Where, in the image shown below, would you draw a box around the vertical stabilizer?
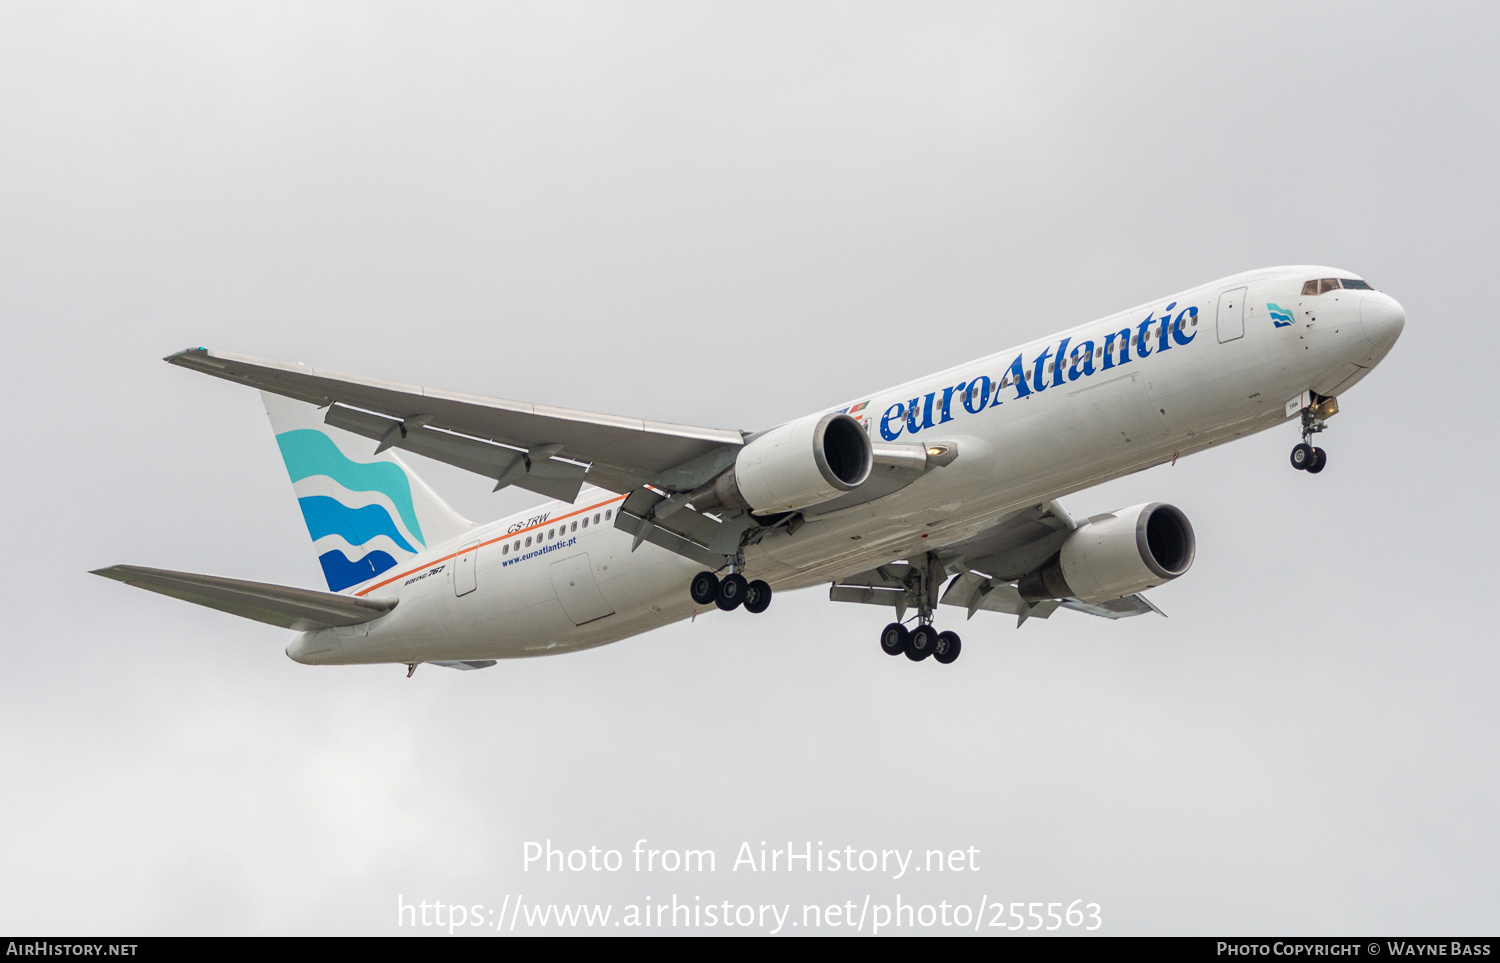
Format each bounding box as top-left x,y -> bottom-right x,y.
260,392 -> 475,592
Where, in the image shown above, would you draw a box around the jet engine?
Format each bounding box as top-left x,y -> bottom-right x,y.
705,412 -> 874,513
1017,502 -> 1195,603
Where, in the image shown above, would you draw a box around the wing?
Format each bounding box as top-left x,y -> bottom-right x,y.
92,564 -> 397,631
828,500 -> 1164,627
938,500 -> 1164,623
167,348 -> 746,501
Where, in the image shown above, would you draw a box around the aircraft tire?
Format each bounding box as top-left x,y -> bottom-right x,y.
906,625 -> 937,662
880,622 -> 910,656
1291,443 -> 1314,470
716,573 -> 747,611
690,571 -> 720,605
743,579 -> 772,614
1306,447 -> 1327,474
934,631 -> 962,664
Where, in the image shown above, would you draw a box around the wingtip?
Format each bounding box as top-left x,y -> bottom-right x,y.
163,347 -> 215,365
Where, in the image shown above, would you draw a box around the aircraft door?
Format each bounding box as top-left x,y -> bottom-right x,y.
453,541 -> 479,597
1217,287 -> 1247,343
550,553 -> 614,626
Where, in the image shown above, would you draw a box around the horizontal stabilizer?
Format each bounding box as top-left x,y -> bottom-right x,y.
91,565 -> 397,631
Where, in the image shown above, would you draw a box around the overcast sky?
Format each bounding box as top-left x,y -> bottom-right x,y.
3,1 -> 1497,936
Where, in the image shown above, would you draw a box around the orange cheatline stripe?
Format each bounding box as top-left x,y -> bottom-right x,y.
353,492 -> 629,596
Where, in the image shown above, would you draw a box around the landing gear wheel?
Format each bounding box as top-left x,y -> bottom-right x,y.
743,579 -> 773,614
880,622 -> 910,657
933,631 -> 962,664
715,573 -> 747,611
906,624 -> 937,662
689,570 -> 720,606
1306,447 -> 1327,474
1291,443 -> 1314,471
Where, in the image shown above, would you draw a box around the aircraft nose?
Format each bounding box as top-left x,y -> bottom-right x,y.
1359,292 -> 1405,355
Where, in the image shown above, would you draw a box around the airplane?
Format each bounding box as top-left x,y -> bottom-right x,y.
94,266 -> 1404,671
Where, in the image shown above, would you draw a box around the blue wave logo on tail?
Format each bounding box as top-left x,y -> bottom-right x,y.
276,431 -> 426,545
317,548 -> 399,592
1268,302 -> 1294,328
276,429 -> 427,591
297,496 -> 417,553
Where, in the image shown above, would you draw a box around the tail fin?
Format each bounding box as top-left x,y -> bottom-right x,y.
261,392 -> 475,592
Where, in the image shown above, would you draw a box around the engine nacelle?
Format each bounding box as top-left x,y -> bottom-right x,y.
717,412 -> 874,513
1017,502 -> 1196,603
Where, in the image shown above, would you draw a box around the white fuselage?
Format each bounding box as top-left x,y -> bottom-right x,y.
288,266 -> 1404,665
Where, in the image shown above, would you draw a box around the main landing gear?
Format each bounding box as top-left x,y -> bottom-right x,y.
1290,396 -> 1336,475
881,622 -> 962,665
690,569 -> 772,614
877,553 -> 961,664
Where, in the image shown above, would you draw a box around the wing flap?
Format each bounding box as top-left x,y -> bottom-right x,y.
939,572 -> 1158,622
828,563 -> 925,619
92,564 -> 396,631
612,489 -> 731,568
1057,594 -> 1162,619
939,573 -> 1060,621
323,404 -> 591,501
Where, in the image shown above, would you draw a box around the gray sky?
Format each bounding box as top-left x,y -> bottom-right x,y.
2,1 -> 1496,935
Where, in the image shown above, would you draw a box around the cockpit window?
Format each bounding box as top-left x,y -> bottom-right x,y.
1301,277 -> 1368,296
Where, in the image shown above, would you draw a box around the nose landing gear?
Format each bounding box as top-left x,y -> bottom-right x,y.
1290,442 -> 1326,473
1290,396 -> 1335,474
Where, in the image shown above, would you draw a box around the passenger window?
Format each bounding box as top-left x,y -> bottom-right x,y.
605,510 -> 612,520
525,536 -> 532,547
571,521 -> 577,532
502,543 -> 509,555
594,514 -> 601,524
547,529 -> 554,540
582,517 -> 588,528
